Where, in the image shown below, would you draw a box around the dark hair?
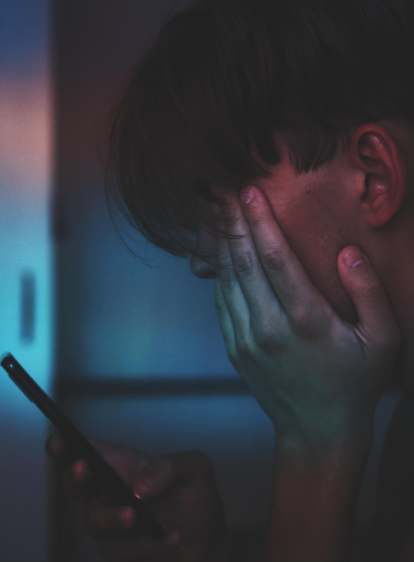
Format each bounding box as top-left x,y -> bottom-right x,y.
102,0 -> 414,263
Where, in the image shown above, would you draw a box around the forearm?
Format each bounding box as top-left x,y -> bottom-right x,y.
264,434 -> 372,562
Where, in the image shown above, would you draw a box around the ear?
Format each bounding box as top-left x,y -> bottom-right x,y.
349,123 -> 408,228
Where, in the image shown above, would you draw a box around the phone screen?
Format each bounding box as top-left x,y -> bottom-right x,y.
1,352 -> 165,538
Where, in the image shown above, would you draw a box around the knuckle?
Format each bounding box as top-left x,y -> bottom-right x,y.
359,281 -> 383,300
255,323 -> 285,351
214,295 -> 227,316
216,254 -> 232,270
290,306 -> 322,339
218,268 -> 235,291
226,345 -> 239,368
235,332 -> 253,358
291,308 -> 309,331
232,252 -> 255,277
262,249 -> 287,272
248,212 -> 263,228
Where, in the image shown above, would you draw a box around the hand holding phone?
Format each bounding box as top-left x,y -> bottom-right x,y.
2,353 -> 237,561
0,353 -> 165,538
46,433 -> 184,554
46,433 -> 237,561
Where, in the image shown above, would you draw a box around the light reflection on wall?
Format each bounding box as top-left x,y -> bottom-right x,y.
0,0 -> 53,413
0,2 -> 54,559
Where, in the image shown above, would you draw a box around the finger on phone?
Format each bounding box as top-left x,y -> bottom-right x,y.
85,505 -> 137,536
96,530 -> 181,559
62,459 -> 100,502
45,432 -> 77,463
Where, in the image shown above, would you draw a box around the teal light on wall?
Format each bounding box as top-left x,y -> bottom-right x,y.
0,0 -> 54,412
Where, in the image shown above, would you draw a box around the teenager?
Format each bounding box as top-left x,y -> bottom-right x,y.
46,0 -> 414,559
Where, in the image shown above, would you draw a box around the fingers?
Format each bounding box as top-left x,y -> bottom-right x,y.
215,188 -> 330,339
215,195 -> 285,330
45,435 -> 184,558
133,450 -> 216,500
84,451 -> 212,560
45,432 -> 76,463
214,278 -> 237,362
85,505 -> 137,535
46,433 -> 151,506
62,458 -> 102,504
95,530 -> 181,561
45,433 -> 111,464
86,503 -> 181,559
238,187 -> 329,322
215,218 -> 251,343
337,246 -> 401,352
46,434 -> 101,503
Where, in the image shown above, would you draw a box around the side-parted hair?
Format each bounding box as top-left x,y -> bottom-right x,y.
102,0 -> 414,262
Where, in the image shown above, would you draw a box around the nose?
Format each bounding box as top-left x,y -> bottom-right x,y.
189,228 -> 217,279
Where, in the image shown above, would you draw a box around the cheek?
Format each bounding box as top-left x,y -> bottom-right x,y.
276,204 -> 359,324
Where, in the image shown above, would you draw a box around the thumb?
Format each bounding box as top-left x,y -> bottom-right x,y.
337,246 -> 401,351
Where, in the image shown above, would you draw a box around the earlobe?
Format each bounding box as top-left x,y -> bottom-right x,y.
354,125 -> 408,229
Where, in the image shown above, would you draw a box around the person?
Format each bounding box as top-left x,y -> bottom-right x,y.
45,0 -> 414,559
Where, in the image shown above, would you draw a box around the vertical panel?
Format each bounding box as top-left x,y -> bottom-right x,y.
0,0 -> 54,560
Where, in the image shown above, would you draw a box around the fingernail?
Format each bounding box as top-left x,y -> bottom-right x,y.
240,188 -> 254,205
344,247 -> 366,268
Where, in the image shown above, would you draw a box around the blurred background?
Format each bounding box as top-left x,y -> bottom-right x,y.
0,0 -> 404,561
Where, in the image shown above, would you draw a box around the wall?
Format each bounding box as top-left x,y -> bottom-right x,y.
0,1 -> 54,560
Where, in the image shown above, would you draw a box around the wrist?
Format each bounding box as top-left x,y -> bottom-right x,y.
265,430 -> 372,562
273,406 -> 376,465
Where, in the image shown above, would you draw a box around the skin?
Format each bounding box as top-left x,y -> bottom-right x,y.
207,183 -> 400,561
46,118 -> 414,560
191,119 -> 414,395
46,434 -> 242,561
188,118 -> 414,559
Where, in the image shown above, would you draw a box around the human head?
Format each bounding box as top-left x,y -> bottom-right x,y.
103,0 -> 414,260
101,0 -> 414,385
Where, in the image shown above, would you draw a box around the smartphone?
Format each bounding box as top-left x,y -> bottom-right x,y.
1,352 -> 165,539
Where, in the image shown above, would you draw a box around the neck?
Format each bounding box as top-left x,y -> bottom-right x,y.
379,228 -> 414,398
